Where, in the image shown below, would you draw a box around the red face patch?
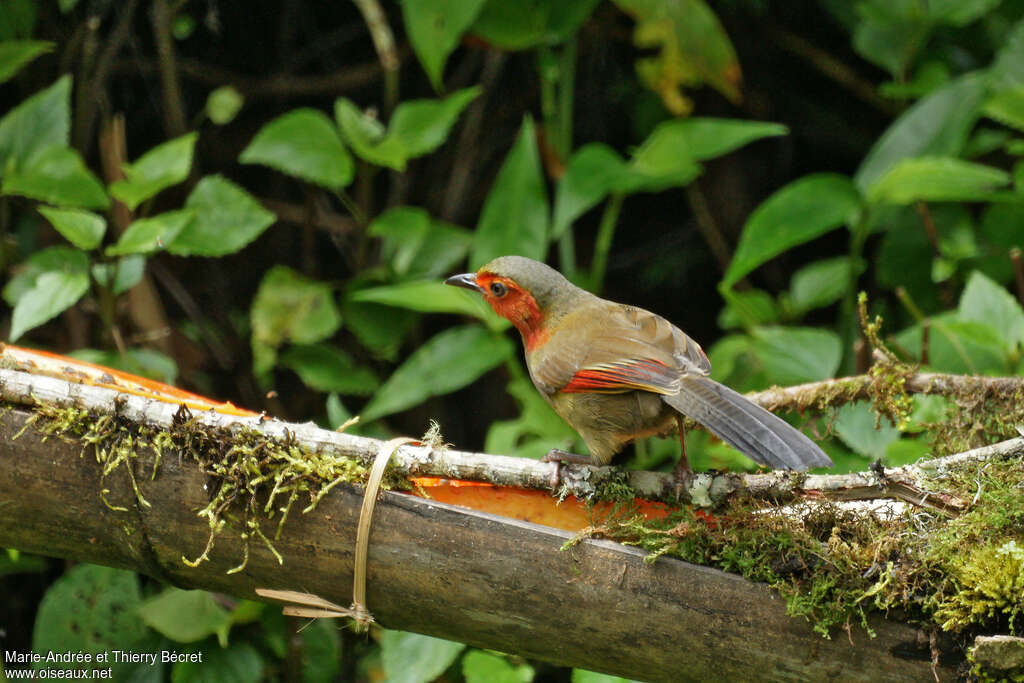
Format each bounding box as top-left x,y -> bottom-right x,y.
475,272 -> 549,350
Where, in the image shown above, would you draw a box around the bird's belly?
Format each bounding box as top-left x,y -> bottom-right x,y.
550,390 -> 676,465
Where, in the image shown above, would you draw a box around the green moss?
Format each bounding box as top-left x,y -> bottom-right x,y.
15,402 -> 369,573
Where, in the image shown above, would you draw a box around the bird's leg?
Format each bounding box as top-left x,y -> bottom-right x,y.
673,414 -> 693,499
541,449 -> 594,493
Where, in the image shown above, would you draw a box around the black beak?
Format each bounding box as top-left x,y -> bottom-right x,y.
445,273 -> 484,294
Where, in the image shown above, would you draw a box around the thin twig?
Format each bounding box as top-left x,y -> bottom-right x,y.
150,0 -> 188,137
686,182 -> 733,274
351,0 -> 399,112
1011,247 -> 1024,306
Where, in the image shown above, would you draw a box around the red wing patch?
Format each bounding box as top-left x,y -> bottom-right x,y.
561,358 -> 679,395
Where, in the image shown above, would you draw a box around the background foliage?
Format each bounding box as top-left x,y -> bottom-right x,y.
2,0 -> 1024,680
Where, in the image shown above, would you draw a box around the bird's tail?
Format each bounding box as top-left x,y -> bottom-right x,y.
663,375 -> 833,470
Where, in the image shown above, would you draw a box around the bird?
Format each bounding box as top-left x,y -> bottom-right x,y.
445,255 -> 832,478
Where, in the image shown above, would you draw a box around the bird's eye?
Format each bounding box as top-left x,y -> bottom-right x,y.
489,281 -> 508,297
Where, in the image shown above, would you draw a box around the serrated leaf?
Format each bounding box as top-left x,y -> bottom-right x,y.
866,156 -> 1009,204
2,144 -> 109,209
239,109 -> 353,190
32,565 -> 145,678
138,589 -> 231,644
724,174 -> 861,288
2,246 -> 88,306
958,270 -> 1024,351
833,401 -> 900,460
107,209 -> 194,256
894,313 -> 1008,374
109,132 -> 198,210
369,206 -> 472,279
10,268 -> 90,340
361,325 -> 514,422
349,280 -> 506,329
390,87 -> 481,157
38,206 -> 106,250
280,343 -> 379,395
206,85 -> 244,125
334,98 -> 407,170
463,650 -> 534,683
379,630 -> 466,683
552,144 -> 631,239
855,74 -> 987,192
402,0 -> 488,90
470,116 -> 548,269
788,257 -> 859,314
751,326 -> 842,385
250,265 -> 341,354
614,0 -> 741,113
471,0 -> 600,50
169,175 -> 275,256
91,255 -> 145,296
0,40 -> 52,84
70,347 -> 178,384
0,75 -> 70,175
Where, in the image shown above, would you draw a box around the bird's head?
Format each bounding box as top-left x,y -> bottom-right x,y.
445,256 -> 580,349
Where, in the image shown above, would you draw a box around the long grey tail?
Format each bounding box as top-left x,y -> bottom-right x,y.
663,375 -> 833,470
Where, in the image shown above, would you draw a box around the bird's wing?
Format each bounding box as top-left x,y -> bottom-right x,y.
530,303 -> 710,396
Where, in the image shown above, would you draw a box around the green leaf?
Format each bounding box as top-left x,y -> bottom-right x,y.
983,87 -> 1024,133
2,245 -> 88,306
751,326 -> 842,385
250,266 -> 341,354
280,343 -> 379,395
990,16 -> 1024,93
788,257 -> 859,314
645,117 -> 787,162
470,116 -> 549,269
833,401 -> 900,460
361,325 -> 514,422
626,122 -> 703,191
485,371 -> 579,459
390,87 -> 481,157
402,0 -> 488,89
107,209 -> 195,256
239,109 -> 353,190
70,347 -> 178,384
171,642 -> 263,683
614,0 -> 741,113
335,98 -> 407,170
38,206 -> 106,250
717,288 -> 779,330
552,144 -> 631,239
10,268 -> 90,341
723,174 -> 861,288
138,588 -> 232,644
349,280 -> 506,329
894,314 -> 1008,374
206,85 -> 244,125
463,650 -> 534,683
2,144 -> 110,209
379,630 -> 466,683
855,74 -> 987,193
0,75 -> 70,175
91,254 -> 146,296
0,0 -> 37,42
958,270 -> 1024,351
0,40 -> 52,84
109,132 -> 198,210
866,156 -> 1009,204
32,565 -> 146,678
471,0 -> 600,50
169,175 -> 275,256
369,206 -> 472,279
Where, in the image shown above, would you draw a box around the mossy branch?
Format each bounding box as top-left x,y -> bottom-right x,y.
0,367 -> 1018,511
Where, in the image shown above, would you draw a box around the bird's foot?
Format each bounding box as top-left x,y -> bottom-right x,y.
541,449 -> 594,493
672,453 -> 694,502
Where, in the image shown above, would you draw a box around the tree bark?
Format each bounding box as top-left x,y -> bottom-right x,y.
0,373 -> 958,680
